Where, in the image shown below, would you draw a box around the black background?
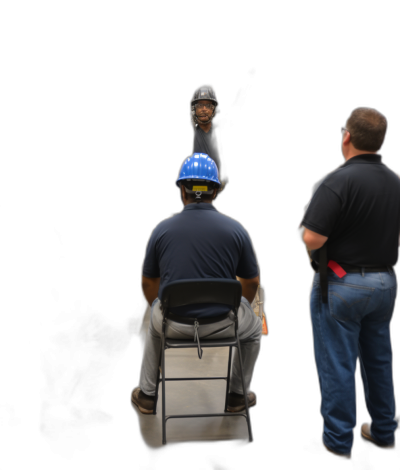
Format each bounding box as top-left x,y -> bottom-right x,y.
5,41 -> 400,469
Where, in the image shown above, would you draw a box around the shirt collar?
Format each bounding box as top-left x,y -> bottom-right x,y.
196,124 -> 213,134
342,154 -> 382,166
183,203 -> 217,212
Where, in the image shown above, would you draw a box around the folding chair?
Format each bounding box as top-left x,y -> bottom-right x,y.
152,278 -> 253,444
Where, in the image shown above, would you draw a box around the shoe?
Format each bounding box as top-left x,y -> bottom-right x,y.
131,387 -> 155,414
323,441 -> 351,458
227,391 -> 256,412
361,423 -> 394,447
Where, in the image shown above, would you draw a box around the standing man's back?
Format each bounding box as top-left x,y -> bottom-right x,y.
303,152 -> 400,266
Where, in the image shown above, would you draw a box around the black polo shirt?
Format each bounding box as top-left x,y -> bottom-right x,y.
143,203 -> 259,318
302,154 -> 400,267
193,125 -> 221,170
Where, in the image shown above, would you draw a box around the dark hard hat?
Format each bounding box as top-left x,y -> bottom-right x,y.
191,86 -> 218,106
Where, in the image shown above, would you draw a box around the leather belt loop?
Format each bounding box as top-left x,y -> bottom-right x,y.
319,244 -> 328,304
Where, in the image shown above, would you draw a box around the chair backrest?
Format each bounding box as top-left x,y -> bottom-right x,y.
160,278 -> 242,312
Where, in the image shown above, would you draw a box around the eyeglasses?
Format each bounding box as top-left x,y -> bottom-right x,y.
341,127 -> 349,134
195,103 -> 215,110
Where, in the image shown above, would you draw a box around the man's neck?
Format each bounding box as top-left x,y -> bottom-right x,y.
198,122 -> 212,133
183,200 -> 213,207
344,150 -> 377,161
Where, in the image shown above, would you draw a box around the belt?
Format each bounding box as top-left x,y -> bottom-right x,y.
317,244 -> 393,304
317,263 -> 391,275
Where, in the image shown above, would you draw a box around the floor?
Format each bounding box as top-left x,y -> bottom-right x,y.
134,307 -> 251,447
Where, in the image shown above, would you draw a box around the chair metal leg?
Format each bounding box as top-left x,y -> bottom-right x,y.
153,348 -> 162,415
236,337 -> 253,442
161,336 -> 167,445
159,340 -> 252,443
224,346 -> 232,412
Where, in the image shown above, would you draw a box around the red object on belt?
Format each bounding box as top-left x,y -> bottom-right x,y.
328,260 -> 347,278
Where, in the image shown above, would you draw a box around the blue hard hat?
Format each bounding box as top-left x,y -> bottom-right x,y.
176,153 -> 221,186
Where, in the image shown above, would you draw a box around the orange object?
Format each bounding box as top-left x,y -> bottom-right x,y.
262,313 -> 268,335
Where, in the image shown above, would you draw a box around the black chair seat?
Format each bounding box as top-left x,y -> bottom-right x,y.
165,338 -> 238,348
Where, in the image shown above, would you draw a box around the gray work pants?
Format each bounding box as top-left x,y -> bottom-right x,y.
139,297 -> 262,396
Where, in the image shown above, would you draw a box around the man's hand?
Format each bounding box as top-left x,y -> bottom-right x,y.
237,275 -> 260,304
142,276 -> 160,306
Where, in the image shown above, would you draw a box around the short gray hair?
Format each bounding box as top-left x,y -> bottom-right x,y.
346,107 -> 387,152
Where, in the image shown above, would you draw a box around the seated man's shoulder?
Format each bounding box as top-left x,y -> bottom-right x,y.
217,210 -> 242,225
213,210 -> 251,236
150,212 -> 182,233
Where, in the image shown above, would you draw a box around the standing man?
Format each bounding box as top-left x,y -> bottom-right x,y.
131,153 -> 262,414
301,107 -> 400,456
189,86 -> 229,198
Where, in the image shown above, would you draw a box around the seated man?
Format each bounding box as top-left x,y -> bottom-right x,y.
131,153 -> 262,414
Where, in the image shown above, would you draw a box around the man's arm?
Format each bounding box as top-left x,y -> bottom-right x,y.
302,227 -> 328,251
237,275 -> 260,304
142,276 -> 160,306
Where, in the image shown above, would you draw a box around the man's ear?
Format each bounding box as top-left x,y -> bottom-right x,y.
343,131 -> 351,146
213,188 -> 218,200
181,185 -> 187,202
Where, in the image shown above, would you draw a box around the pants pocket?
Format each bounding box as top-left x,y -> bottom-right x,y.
328,282 -> 375,322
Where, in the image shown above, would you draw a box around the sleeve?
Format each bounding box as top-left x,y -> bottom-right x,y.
142,228 -> 161,278
236,229 -> 259,279
301,183 -> 342,237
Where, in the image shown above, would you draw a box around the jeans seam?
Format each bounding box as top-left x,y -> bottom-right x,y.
330,291 -> 372,308
328,282 -> 375,291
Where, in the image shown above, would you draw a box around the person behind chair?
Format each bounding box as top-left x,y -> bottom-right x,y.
191,85 -> 227,192
131,153 -> 262,414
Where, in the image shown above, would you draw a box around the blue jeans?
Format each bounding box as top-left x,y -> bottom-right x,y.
311,270 -> 398,454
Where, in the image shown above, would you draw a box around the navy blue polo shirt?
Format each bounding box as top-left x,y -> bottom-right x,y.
143,203 -> 259,318
302,154 -> 400,266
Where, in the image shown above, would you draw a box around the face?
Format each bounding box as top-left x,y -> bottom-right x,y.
194,100 -> 215,122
